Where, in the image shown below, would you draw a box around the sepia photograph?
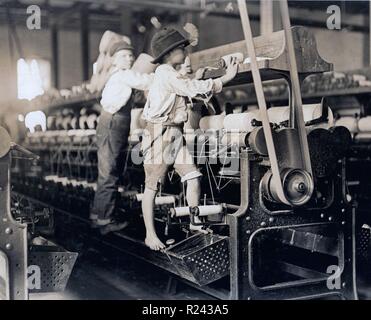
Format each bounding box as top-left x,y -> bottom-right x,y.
0,0 -> 370,308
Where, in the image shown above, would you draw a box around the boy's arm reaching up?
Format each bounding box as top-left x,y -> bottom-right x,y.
165,56 -> 239,98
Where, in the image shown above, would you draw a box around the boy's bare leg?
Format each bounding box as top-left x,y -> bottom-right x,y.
142,187 -> 166,250
186,178 -> 200,207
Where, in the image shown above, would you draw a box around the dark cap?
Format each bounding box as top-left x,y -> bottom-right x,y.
109,40 -> 134,56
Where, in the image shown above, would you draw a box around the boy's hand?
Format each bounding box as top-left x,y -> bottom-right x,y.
194,67 -> 206,80
220,56 -> 239,84
179,56 -> 192,76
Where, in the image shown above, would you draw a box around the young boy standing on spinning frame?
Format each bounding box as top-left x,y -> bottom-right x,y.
141,27 -> 238,250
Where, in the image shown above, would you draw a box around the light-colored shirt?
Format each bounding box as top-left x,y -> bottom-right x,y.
100,69 -> 154,114
143,64 -> 223,123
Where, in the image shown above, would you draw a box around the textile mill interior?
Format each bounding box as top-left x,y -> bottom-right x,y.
1,0 -> 371,302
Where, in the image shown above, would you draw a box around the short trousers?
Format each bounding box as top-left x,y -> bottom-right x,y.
141,122 -> 202,191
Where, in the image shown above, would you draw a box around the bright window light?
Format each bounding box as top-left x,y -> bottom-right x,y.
25,110 -> 46,133
17,58 -> 51,101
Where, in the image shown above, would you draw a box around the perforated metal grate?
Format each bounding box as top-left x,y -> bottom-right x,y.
186,240 -> 230,284
28,250 -> 78,293
358,225 -> 371,261
166,234 -> 230,286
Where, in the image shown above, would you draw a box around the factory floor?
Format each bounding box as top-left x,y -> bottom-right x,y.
27,235 -> 371,300
29,247 -> 213,300
28,248 -> 371,300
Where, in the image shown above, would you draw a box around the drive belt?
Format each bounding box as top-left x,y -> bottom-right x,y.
279,0 -> 313,176
237,0 -> 289,205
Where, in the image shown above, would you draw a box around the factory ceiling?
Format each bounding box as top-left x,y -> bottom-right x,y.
0,0 -> 369,32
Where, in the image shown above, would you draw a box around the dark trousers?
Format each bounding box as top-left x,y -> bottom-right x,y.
91,110 -> 130,223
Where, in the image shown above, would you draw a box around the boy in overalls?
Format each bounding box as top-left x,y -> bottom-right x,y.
91,41 -> 154,235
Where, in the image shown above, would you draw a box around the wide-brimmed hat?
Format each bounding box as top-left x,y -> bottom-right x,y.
151,27 -> 190,64
109,40 -> 134,56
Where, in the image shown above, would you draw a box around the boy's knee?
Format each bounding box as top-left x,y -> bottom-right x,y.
144,187 -> 157,197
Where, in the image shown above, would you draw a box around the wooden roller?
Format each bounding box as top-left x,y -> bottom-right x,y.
190,26 -> 332,86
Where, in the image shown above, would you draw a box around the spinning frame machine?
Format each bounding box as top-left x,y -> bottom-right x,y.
2,1 -> 361,299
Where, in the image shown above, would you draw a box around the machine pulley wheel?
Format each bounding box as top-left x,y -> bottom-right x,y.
262,168 -> 314,206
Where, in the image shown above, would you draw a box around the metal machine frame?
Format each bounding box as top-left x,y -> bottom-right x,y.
0,144 -> 28,300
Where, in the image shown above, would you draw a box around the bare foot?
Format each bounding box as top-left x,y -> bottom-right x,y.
145,235 -> 166,251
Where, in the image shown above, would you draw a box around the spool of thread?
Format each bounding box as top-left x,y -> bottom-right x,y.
335,117 -> 358,133
220,131 -> 248,147
268,104 -> 332,124
62,116 -> 73,130
47,116 -> 56,130
355,132 -> 371,142
155,196 -> 176,205
79,115 -> 88,130
55,115 -> 64,130
172,204 -> 223,217
44,175 -> 58,182
135,194 -> 176,205
267,107 -> 290,124
171,206 -> 190,217
69,179 -> 79,187
195,204 -> 224,216
357,116 -> 371,133
89,183 -> 97,192
87,114 -> 98,130
57,177 -> 69,186
223,110 -> 260,132
223,105 -> 332,127
199,114 -> 225,131
302,104 -> 321,122
71,117 -> 79,129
